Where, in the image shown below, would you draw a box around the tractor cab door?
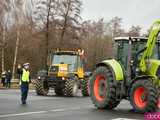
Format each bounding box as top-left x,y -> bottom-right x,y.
116,40 -> 129,70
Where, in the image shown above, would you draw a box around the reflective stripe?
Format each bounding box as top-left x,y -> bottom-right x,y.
22,69 -> 30,82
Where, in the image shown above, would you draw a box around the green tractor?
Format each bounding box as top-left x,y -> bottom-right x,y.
89,20 -> 160,113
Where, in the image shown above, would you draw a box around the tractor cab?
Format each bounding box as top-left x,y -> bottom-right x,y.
115,37 -> 160,73
48,50 -> 84,79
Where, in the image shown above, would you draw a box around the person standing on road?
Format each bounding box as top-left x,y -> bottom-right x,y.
17,64 -> 22,80
20,63 -> 31,105
1,71 -> 6,87
6,70 -> 12,88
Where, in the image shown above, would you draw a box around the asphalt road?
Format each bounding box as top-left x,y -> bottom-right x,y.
0,89 -> 144,120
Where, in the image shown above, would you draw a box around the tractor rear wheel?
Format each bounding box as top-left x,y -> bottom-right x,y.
130,79 -> 158,113
64,79 -> 78,97
90,66 -> 120,109
81,79 -> 89,96
157,88 -> 160,109
34,80 -> 49,96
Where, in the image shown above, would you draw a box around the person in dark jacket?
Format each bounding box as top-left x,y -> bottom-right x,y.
17,64 -> 22,80
6,70 -> 12,88
1,71 -> 6,87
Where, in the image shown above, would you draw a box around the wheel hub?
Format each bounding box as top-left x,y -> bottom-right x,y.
94,75 -> 106,101
134,87 -> 147,108
141,93 -> 147,102
98,80 -> 106,97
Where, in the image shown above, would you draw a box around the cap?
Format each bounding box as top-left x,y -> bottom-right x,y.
23,63 -> 30,66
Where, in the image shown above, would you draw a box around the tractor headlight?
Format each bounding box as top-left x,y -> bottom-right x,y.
136,68 -> 139,72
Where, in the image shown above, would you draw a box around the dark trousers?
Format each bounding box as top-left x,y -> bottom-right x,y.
21,82 -> 29,103
6,79 -> 11,88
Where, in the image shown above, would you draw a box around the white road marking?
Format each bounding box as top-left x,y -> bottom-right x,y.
112,118 -> 140,120
0,111 -> 47,118
0,107 -> 88,118
50,109 -> 67,112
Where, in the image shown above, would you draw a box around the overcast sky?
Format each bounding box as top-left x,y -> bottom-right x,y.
81,0 -> 160,33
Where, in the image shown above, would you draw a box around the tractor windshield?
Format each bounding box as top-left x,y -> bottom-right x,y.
52,55 -> 78,72
132,41 -> 160,59
116,38 -> 160,70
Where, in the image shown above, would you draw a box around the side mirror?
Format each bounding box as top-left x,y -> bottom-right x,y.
84,72 -> 92,78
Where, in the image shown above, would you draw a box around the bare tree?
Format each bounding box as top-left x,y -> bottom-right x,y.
34,0 -> 58,68
58,0 -> 82,47
128,25 -> 142,37
0,0 -> 11,72
11,0 -> 25,79
107,17 -> 124,39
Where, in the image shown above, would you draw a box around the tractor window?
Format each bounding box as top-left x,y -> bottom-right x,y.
77,56 -> 83,68
52,55 -> 78,72
132,41 -> 160,59
152,43 -> 160,59
116,41 -> 129,69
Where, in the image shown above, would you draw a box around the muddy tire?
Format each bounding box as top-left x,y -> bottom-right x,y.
130,79 -> 158,113
81,79 -> 89,96
90,66 -> 120,109
64,79 -> 78,97
34,80 -> 49,96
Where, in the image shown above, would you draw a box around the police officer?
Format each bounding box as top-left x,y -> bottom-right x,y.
20,63 -> 31,105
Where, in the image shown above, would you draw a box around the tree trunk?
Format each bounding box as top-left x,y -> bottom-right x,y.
59,0 -> 70,47
12,30 -> 20,79
1,28 -> 5,72
44,0 -> 51,69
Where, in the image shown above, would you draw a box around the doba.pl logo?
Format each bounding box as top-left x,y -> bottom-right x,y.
144,112 -> 160,120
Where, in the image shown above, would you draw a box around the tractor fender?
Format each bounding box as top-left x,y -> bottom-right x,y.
96,59 -> 124,81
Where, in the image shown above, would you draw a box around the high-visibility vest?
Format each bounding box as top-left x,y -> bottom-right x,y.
22,69 -> 30,82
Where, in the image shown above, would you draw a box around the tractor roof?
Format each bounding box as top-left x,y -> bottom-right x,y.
114,37 -> 148,42
54,51 -> 79,55
114,37 -> 160,43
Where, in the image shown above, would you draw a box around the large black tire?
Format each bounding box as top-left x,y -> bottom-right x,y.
55,87 -> 64,96
34,80 -> 49,96
81,79 -> 89,96
64,79 -> 78,97
157,87 -> 160,109
130,79 -> 158,113
90,66 -> 120,109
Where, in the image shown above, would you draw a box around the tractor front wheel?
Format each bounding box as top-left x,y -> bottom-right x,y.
64,79 -> 79,97
33,80 -> 49,96
130,79 -> 158,113
90,66 -> 120,109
